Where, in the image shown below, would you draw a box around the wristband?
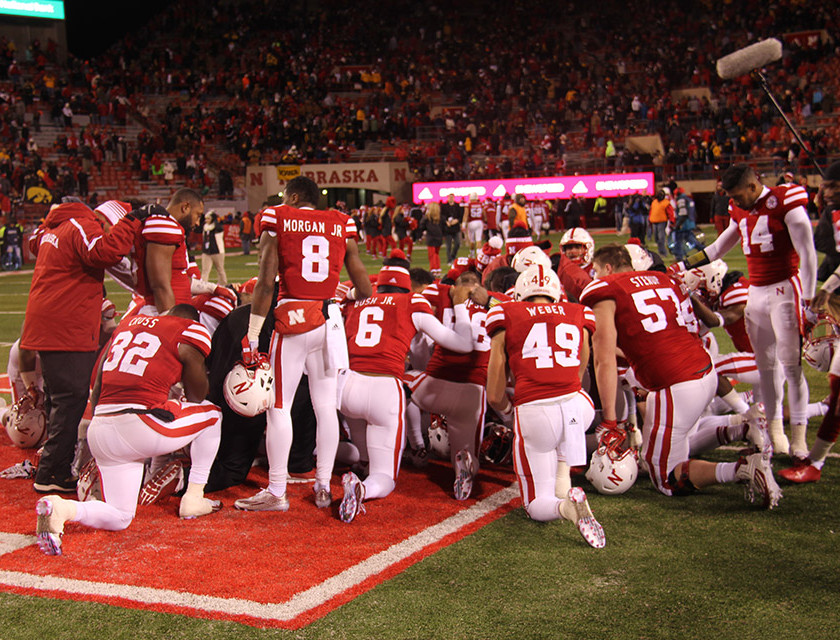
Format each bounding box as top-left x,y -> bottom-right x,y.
247,313 -> 266,342
713,312 -> 725,327
684,250 -> 710,269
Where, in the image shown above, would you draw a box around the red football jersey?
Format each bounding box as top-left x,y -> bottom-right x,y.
728,184 -> 808,286
717,277 -> 752,352
134,214 -> 192,306
483,202 -> 498,229
486,300 -> 595,405
260,204 -> 358,300
98,315 -> 212,408
422,283 -> 491,385
466,202 -> 484,222
580,271 -> 711,391
343,293 -> 432,379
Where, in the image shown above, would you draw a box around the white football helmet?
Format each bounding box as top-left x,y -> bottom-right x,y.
698,260 -> 728,299
624,244 -> 653,271
585,442 -> 638,495
510,245 -> 552,272
76,458 -> 103,502
514,264 -> 563,302
6,392 -> 46,449
560,228 -> 595,269
223,361 -> 274,417
428,414 -> 450,459
680,267 -> 705,293
803,315 -> 840,372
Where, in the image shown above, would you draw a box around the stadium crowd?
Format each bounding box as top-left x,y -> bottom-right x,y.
0,0 -> 837,214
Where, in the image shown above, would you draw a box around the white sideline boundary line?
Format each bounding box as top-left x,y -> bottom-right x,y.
0,484 -> 519,623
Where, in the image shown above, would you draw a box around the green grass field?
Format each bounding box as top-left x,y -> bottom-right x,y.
0,227 -> 838,640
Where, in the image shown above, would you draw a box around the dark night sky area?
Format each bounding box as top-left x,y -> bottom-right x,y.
63,0 -> 171,60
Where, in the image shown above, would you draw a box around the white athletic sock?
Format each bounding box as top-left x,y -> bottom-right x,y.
790,424 -> 808,456
714,461 -> 738,484
810,437 -> 835,464
555,461 -> 571,498
768,419 -> 788,451
720,389 -> 750,415
807,401 -> 829,419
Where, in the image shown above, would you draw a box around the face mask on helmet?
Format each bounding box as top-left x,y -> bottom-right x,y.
803,315 -> 840,372
480,422 -> 513,465
6,393 -> 46,449
560,228 -> 594,267
428,414 -> 450,459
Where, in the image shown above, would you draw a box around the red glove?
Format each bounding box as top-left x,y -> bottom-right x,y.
214,286 -> 237,303
241,336 -> 263,368
596,419 -> 625,449
667,261 -> 686,277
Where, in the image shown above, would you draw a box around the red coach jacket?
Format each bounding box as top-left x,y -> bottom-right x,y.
21,202 -> 140,352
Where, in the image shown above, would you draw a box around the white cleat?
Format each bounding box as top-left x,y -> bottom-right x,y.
567,487 -> 606,549
339,472 -> 365,523
736,453 -> 782,509
35,496 -> 74,556
744,416 -> 772,459
453,448 -> 475,501
179,495 -> 222,519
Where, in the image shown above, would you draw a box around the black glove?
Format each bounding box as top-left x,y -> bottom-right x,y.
127,203 -> 168,222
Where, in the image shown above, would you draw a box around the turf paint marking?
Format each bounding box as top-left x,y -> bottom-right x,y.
0,483 -> 519,627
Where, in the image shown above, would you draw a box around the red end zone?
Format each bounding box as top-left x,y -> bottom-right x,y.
0,440 -> 518,628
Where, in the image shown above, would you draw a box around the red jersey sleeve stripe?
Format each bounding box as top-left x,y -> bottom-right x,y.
721,289 -> 748,306
181,325 -> 212,355
260,208 -> 278,229
410,294 -> 433,312
580,279 -> 608,302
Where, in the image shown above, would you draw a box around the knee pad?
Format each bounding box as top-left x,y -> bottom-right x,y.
667,460 -> 698,497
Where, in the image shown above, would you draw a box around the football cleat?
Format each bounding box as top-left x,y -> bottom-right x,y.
179,495 -> 222,519
35,496 -> 74,556
779,458 -> 821,484
314,486 -> 332,509
33,476 -> 77,494
339,472 -> 365,523
453,448 -> 475,501
138,459 -> 184,506
567,487 -> 606,549
736,453 -> 783,509
744,416 -> 772,458
234,488 -> 289,512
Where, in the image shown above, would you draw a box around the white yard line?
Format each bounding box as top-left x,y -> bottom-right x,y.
0,483 -> 519,623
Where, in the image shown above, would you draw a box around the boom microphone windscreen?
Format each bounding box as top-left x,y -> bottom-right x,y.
716,38 -> 782,79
